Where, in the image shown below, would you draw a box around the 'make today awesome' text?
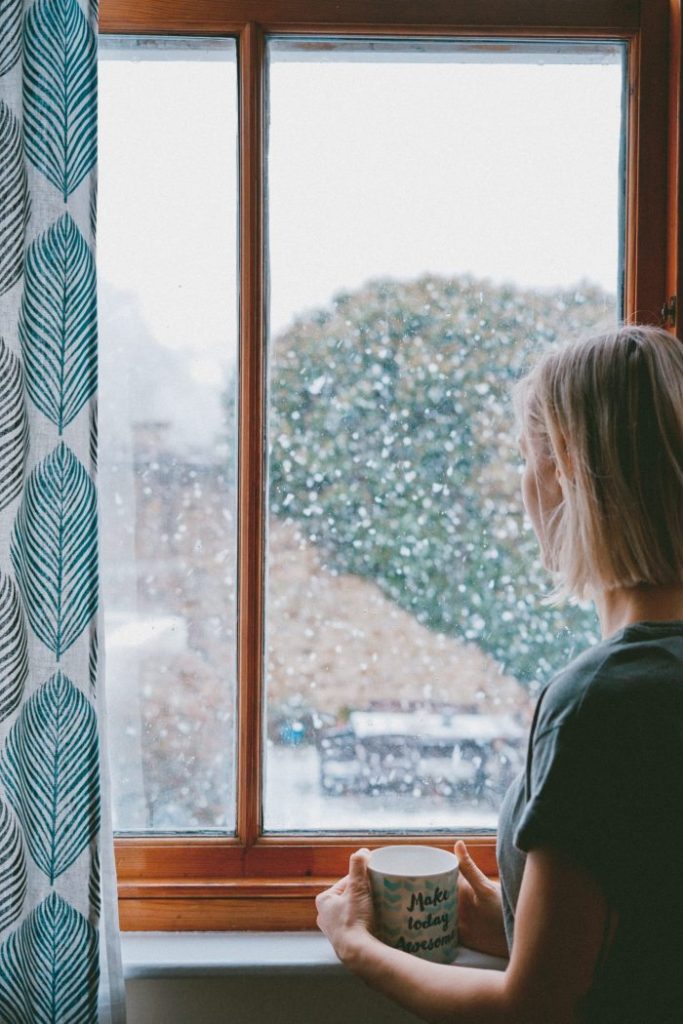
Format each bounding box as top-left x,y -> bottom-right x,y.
394,886 -> 456,953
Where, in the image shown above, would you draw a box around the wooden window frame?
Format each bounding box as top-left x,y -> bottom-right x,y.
99,0 -> 681,931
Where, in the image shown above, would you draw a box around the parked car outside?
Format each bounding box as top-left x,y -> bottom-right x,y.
316,707 -> 525,802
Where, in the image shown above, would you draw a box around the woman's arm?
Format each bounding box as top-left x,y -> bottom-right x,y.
339,930 -> 507,1024
317,846 -> 611,1024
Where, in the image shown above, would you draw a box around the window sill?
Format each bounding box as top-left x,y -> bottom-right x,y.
121,932 -> 508,979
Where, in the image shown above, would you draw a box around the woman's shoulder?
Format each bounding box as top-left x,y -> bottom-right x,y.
536,621 -> 683,734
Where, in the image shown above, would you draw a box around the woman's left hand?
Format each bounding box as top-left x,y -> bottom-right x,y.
315,848 -> 376,962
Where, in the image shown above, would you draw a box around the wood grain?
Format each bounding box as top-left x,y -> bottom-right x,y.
101,0 -> 640,35
236,21 -> 267,848
115,835 -> 499,882
624,0 -> 670,324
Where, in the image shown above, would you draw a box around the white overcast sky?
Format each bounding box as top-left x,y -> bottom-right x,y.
97,39 -> 623,434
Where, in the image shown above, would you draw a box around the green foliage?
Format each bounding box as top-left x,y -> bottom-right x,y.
267,274 -> 614,689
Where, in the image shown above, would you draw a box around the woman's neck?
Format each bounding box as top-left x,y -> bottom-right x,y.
596,584 -> 683,639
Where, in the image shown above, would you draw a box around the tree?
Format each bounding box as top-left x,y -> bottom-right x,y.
266,273 -> 614,689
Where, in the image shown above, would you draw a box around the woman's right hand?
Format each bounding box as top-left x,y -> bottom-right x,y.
454,841 -> 509,959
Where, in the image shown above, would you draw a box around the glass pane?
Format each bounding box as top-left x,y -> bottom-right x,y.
98,37 -> 238,832
265,39 -> 624,832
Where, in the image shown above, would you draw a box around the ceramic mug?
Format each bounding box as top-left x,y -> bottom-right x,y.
367,845 -> 458,964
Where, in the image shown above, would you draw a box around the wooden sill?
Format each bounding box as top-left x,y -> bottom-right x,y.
116,834 -> 498,930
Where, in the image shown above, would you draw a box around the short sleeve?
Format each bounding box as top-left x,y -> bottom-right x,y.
513,696 -> 626,890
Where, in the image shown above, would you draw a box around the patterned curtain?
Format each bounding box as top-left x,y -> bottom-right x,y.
0,0 -> 126,1020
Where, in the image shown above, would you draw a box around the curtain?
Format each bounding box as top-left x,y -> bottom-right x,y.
0,0 -> 126,1020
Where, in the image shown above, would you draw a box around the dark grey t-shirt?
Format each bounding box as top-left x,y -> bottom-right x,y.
497,620 -> 683,1024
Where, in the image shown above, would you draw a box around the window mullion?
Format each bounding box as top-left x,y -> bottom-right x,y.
625,0 -> 670,323
236,20 -> 267,849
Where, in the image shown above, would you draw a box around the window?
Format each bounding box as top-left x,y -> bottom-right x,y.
264,37 -> 621,834
99,36 -> 238,833
100,0 -> 680,929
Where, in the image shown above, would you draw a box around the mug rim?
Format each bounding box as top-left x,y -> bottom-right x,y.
367,843 -> 458,877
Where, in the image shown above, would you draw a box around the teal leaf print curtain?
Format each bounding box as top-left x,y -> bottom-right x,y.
0,0 -> 126,1020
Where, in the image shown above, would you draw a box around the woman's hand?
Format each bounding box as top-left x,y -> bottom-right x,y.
315,848 -> 376,963
455,841 -> 509,959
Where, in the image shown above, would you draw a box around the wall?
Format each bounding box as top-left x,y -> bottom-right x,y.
121,933 -> 507,1023
126,975 -> 422,1023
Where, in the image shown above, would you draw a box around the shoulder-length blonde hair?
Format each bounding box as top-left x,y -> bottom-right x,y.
514,325 -> 683,600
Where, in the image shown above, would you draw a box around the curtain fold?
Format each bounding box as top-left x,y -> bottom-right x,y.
0,0 -> 126,1019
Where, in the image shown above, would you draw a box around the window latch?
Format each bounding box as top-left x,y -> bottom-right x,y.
661,295 -> 677,327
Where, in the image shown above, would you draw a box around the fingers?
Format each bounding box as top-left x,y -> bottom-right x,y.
316,873 -> 349,907
455,841 -> 491,895
349,848 -> 370,883
315,848 -> 370,913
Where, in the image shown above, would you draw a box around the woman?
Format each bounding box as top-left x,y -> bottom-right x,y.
316,324 -> 683,1023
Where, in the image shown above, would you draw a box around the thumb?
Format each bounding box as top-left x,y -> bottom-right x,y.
349,848 -> 370,883
455,841 -> 490,894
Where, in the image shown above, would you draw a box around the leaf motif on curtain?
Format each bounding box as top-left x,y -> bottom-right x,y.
89,170 -> 97,238
0,797 -> 26,934
87,841 -> 100,926
89,397 -> 97,469
23,0 -> 97,201
0,671 -> 100,883
11,443 -> 98,659
0,572 -> 28,723
0,0 -> 116,1014
88,623 -> 97,695
19,213 -> 97,432
0,102 -> 31,297
0,891 -> 98,1023
0,339 -> 29,513
0,0 -> 22,77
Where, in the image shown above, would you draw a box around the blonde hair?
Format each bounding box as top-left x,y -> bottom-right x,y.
514,325 -> 683,600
